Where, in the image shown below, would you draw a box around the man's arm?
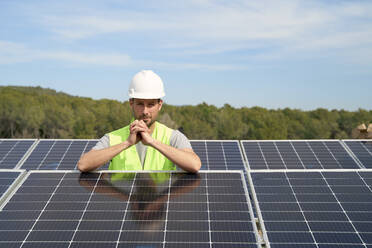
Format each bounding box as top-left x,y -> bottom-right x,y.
78,121 -> 141,172
151,141 -> 201,173
77,141 -> 131,172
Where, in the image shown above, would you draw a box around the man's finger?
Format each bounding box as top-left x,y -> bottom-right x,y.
130,121 -> 138,129
130,126 -> 137,133
132,120 -> 146,128
137,120 -> 150,131
137,120 -> 146,128
132,126 -> 147,133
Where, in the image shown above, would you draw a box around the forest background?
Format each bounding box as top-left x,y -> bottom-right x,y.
1,86 -> 371,140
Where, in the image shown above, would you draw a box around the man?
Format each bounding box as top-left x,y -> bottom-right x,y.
78,70 -> 201,173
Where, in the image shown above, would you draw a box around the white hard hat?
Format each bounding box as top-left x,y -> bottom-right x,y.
128,70 -> 165,99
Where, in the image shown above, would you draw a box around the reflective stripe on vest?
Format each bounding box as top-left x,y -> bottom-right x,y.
108,121 -> 176,171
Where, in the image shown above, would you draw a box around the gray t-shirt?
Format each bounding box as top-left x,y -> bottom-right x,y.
92,129 -> 192,169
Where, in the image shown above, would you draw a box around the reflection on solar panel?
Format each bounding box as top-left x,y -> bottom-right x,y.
191,140 -> 246,171
0,139 -> 36,169
19,140 -> 109,170
250,170 -> 372,248
0,170 -> 24,201
343,140 -> 372,169
242,140 -> 361,170
0,171 -> 259,247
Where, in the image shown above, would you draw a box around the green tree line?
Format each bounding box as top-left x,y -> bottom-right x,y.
1,86 -> 371,139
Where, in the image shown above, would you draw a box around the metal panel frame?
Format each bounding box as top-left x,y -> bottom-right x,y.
13,139 -> 39,169
0,169 -> 27,210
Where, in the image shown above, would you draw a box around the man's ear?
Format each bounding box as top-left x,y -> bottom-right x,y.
158,99 -> 163,110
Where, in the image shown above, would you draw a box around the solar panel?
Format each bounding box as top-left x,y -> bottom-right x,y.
191,140 -> 246,171
0,170 -> 259,247
0,170 -> 25,204
19,140 -> 109,170
0,139 -> 36,169
249,169 -> 372,247
242,140 -> 361,170
343,140 -> 372,169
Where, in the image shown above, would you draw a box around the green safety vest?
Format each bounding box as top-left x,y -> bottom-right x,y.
108,121 -> 176,171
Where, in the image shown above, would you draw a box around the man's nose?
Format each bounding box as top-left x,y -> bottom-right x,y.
143,105 -> 150,114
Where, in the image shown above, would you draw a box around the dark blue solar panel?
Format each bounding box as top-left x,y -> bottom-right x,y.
251,170 -> 372,247
20,140 -> 108,170
191,141 -> 246,171
0,171 -> 259,247
343,140 -> 372,169
0,140 -> 35,169
242,140 -> 361,170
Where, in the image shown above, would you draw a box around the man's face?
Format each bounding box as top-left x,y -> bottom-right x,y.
130,98 -> 163,127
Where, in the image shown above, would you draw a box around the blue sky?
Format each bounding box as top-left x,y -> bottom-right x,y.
1,0 -> 371,110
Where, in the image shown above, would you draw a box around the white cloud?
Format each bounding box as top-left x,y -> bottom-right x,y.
5,0 -> 372,66
29,0 -> 372,55
42,15 -> 138,40
0,41 -> 132,66
0,41 -> 35,64
0,40 -> 241,70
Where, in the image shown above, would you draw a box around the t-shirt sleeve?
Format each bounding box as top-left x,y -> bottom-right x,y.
170,130 -> 194,171
91,134 -> 110,150
170,130 -> 192,150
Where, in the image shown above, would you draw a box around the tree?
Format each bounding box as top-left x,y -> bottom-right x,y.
1,86 -> 372,140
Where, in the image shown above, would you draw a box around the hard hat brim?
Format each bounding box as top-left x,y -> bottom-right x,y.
128,92 -> 165,99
